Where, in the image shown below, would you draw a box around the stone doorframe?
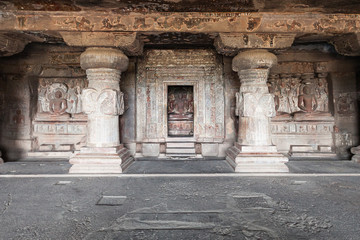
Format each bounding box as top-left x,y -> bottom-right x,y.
163,81 -> 198,142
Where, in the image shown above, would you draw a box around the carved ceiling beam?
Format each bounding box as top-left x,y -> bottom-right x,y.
59,32 -> 143,56
214,33 -> 296,56
0,11 -> 359,34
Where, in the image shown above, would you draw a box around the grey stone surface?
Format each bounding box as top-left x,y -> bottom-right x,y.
1,160 -> 360,239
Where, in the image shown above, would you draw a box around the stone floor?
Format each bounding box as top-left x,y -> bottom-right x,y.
0,159 -> 360,239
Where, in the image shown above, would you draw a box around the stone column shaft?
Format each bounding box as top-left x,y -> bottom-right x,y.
226,49 -> 288,172
69,47 -> 133,173
237,68 -> 274,146
85,68 -> 122,147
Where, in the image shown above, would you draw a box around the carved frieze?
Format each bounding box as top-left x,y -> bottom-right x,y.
34,123 -> 86,135
268,72 -> 331,116
271,122 -> 333,135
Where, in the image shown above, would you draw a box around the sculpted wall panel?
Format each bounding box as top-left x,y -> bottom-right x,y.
33,77 -> 88,151
268,70 -> 336,157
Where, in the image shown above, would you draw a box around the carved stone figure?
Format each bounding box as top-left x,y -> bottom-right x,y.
298,85 -> 317,113
288,75 -> 301,112
168,93 -> 176,113
49,90 -> 68,115
337,93 -> 355,115
268,82 -> 279,113
67,86 -> 82,115
167,86 -> 194,136
12,109 -> 25,125
37,81 -> 86,116
277,78 -> 291,114
315,74 -> 329,112
38,80 -> 50,113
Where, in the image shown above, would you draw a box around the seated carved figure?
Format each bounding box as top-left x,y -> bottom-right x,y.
298,85 -> 317,113
49,90 -> 68,115
294,85 -> 332,120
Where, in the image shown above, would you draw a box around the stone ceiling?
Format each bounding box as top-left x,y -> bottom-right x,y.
0,0 -> 360,56
1,0 -> 360,13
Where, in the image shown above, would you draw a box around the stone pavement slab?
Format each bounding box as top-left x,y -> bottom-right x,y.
0,175 -> 359,239
2,159 -> 360,175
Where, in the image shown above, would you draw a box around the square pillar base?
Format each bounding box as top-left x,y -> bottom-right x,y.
226,144 -> 289,173
69,145 -> 134,173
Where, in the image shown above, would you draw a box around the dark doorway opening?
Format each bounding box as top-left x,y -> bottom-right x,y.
167,86 -> 194,137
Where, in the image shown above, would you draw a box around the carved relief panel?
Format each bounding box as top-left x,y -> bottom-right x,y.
268,72 -> 330,117
268,70 -> 335,157
37,78 -> 87,116
33,78 -> 88,151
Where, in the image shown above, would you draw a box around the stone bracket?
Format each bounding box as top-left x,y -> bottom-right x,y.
214,33 -> 296,56
60,32 -> 143,56
330,33 -> 360,56
0,32 -> 45,56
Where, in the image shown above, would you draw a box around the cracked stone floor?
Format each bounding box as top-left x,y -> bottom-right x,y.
0,159 -> 360,239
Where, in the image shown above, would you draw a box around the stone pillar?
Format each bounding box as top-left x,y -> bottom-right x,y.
69,47 -> 134,173
226,50 -> 289,172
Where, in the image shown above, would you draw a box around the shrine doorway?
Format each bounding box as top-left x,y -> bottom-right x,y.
167,86 -> 194,137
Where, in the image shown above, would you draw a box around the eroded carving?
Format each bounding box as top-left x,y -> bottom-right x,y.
268,72 -> 330,117
37,79 -> 86,116
34,78 -> 88,151
82,88 -> 124,116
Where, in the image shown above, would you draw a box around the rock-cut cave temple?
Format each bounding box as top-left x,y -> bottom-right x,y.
1,0 -> 360,173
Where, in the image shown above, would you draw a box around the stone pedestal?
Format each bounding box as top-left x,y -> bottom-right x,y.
69,48 -> 134,173
351,146 -> 360,163
226,50 -> 289,172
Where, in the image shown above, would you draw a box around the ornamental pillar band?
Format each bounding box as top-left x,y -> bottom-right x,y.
69,47 -> 133,173
226,49 -> 289,172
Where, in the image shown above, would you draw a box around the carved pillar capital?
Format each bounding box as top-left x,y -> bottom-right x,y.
232,49 -> 277,72
233,50 -> 278,121
80,47 -> 129,71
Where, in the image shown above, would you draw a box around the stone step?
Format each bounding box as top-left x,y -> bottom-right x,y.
166,142 -> 195,148
166,153 -> 197,157
166,138 -> 196,142
166,148 -> 196,154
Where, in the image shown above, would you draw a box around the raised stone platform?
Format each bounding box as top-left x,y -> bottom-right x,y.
69,145 -> 134,173
226,143 -> 289,173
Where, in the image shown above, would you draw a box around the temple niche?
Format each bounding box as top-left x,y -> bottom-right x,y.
269,71 -> 335,158
33,78 -> 88,154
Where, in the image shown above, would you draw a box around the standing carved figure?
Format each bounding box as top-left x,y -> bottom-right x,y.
288,77 -> 301,112
268,83 -> 279,114
277,79 -> 291,114
67,87 -> 79,114
316,78 -> 329,112
38,80 -> 50,113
